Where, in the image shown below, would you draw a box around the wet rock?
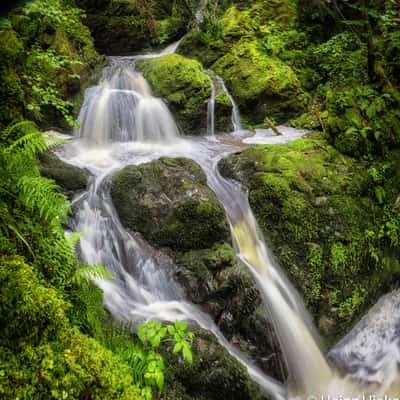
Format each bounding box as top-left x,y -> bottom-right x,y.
215,89 -> 234,133
111,157 -> 229,251
38,152 -> 89,198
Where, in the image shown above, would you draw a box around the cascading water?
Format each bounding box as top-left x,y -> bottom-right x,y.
216,75 -> 242,132
207,78 -> 216,137
58,41 -> 400,400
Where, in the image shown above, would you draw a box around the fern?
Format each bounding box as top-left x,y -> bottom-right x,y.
65,231 -> 81,252
18,176 -> 70,228
73,264 -> 114,286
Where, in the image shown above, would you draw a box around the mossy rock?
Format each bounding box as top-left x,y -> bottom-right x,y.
137,54 -> 212,134
0,67 -> 25,130
212,40 -> 307,125
215,91 -> 234,133
38,152 -> 89,198
161,329 -> 264,400
0,257 -> 142,399
0,28 -> 23,68
111,157 -> 229,251
178,0 -> 297,67
219,133 -> 400,343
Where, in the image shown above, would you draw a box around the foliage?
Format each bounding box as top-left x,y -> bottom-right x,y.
0,0 -> 100,131
326,85 -> 400,157
0,257 -> 143,400
24,46 -> 83,128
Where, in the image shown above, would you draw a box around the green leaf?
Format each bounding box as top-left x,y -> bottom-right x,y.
182,345 -> 193,363
173,342 -> 182,353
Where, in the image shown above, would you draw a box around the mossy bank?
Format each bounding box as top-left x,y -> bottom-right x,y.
220,133 -> 400,343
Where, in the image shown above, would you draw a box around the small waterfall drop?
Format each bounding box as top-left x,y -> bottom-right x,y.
207,78 -> 216,137
76,42 -> 182,146
216,75 -> 242,132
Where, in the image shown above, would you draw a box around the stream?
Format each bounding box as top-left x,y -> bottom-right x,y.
56,41 -> 400,399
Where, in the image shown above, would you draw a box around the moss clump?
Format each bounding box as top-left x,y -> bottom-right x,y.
0,257 -> 142,399
220,134 -> 400,342
138,54 -> 212,134
215,92 -> 233,132
154,198 -> 229,251
213,40 -> 307,124
0,68 -> 25,129
0,28 -> 23,67
178,0 -> 297,67
111,157 -> 229,251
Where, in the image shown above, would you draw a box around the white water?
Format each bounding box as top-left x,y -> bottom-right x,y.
59,42 -> 400,400
207,78 -> 216,138
216,75 -> 242,132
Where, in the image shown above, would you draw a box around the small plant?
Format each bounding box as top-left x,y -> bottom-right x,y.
135,320 -> 194,399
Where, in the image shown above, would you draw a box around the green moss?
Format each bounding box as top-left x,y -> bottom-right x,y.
212,40 -> 307,124
215,93 -> 232,107
138,54 -> 212,134
154,198 -> 229,251
111,158 -> 229,251
0,28 -> 23,67
0,68 -> 25,129
220,134 -> 400,342
0,257 -> 142,399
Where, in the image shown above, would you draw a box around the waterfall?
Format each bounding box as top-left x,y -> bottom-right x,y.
207,78 -> 216,137
216,75 -> 242,132
77,59 -> 180,146
59,41 -> 400,400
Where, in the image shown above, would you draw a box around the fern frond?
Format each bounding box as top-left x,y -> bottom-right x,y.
45,135 -> 68,149
5,131 -> 48,157
65,231 -> 81,252
2,120 -> 38,138
18,176 -> 70,226
73,264 -> 114,286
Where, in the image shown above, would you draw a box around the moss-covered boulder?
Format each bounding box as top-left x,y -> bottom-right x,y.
213,40 -> 307,125
161,329 -> 264,400
137,55 -> 212,134
111,157 -> 228,250
178,0 -> 297,67
38,152 -> 89,198
111,157 -> 284,379
215,86 -> 234,133
0,257 -> 142,399
219,133 -> 400,343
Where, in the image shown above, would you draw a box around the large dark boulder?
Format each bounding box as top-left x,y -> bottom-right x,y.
111,157 -> 284,380
111,157 -> 229,251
